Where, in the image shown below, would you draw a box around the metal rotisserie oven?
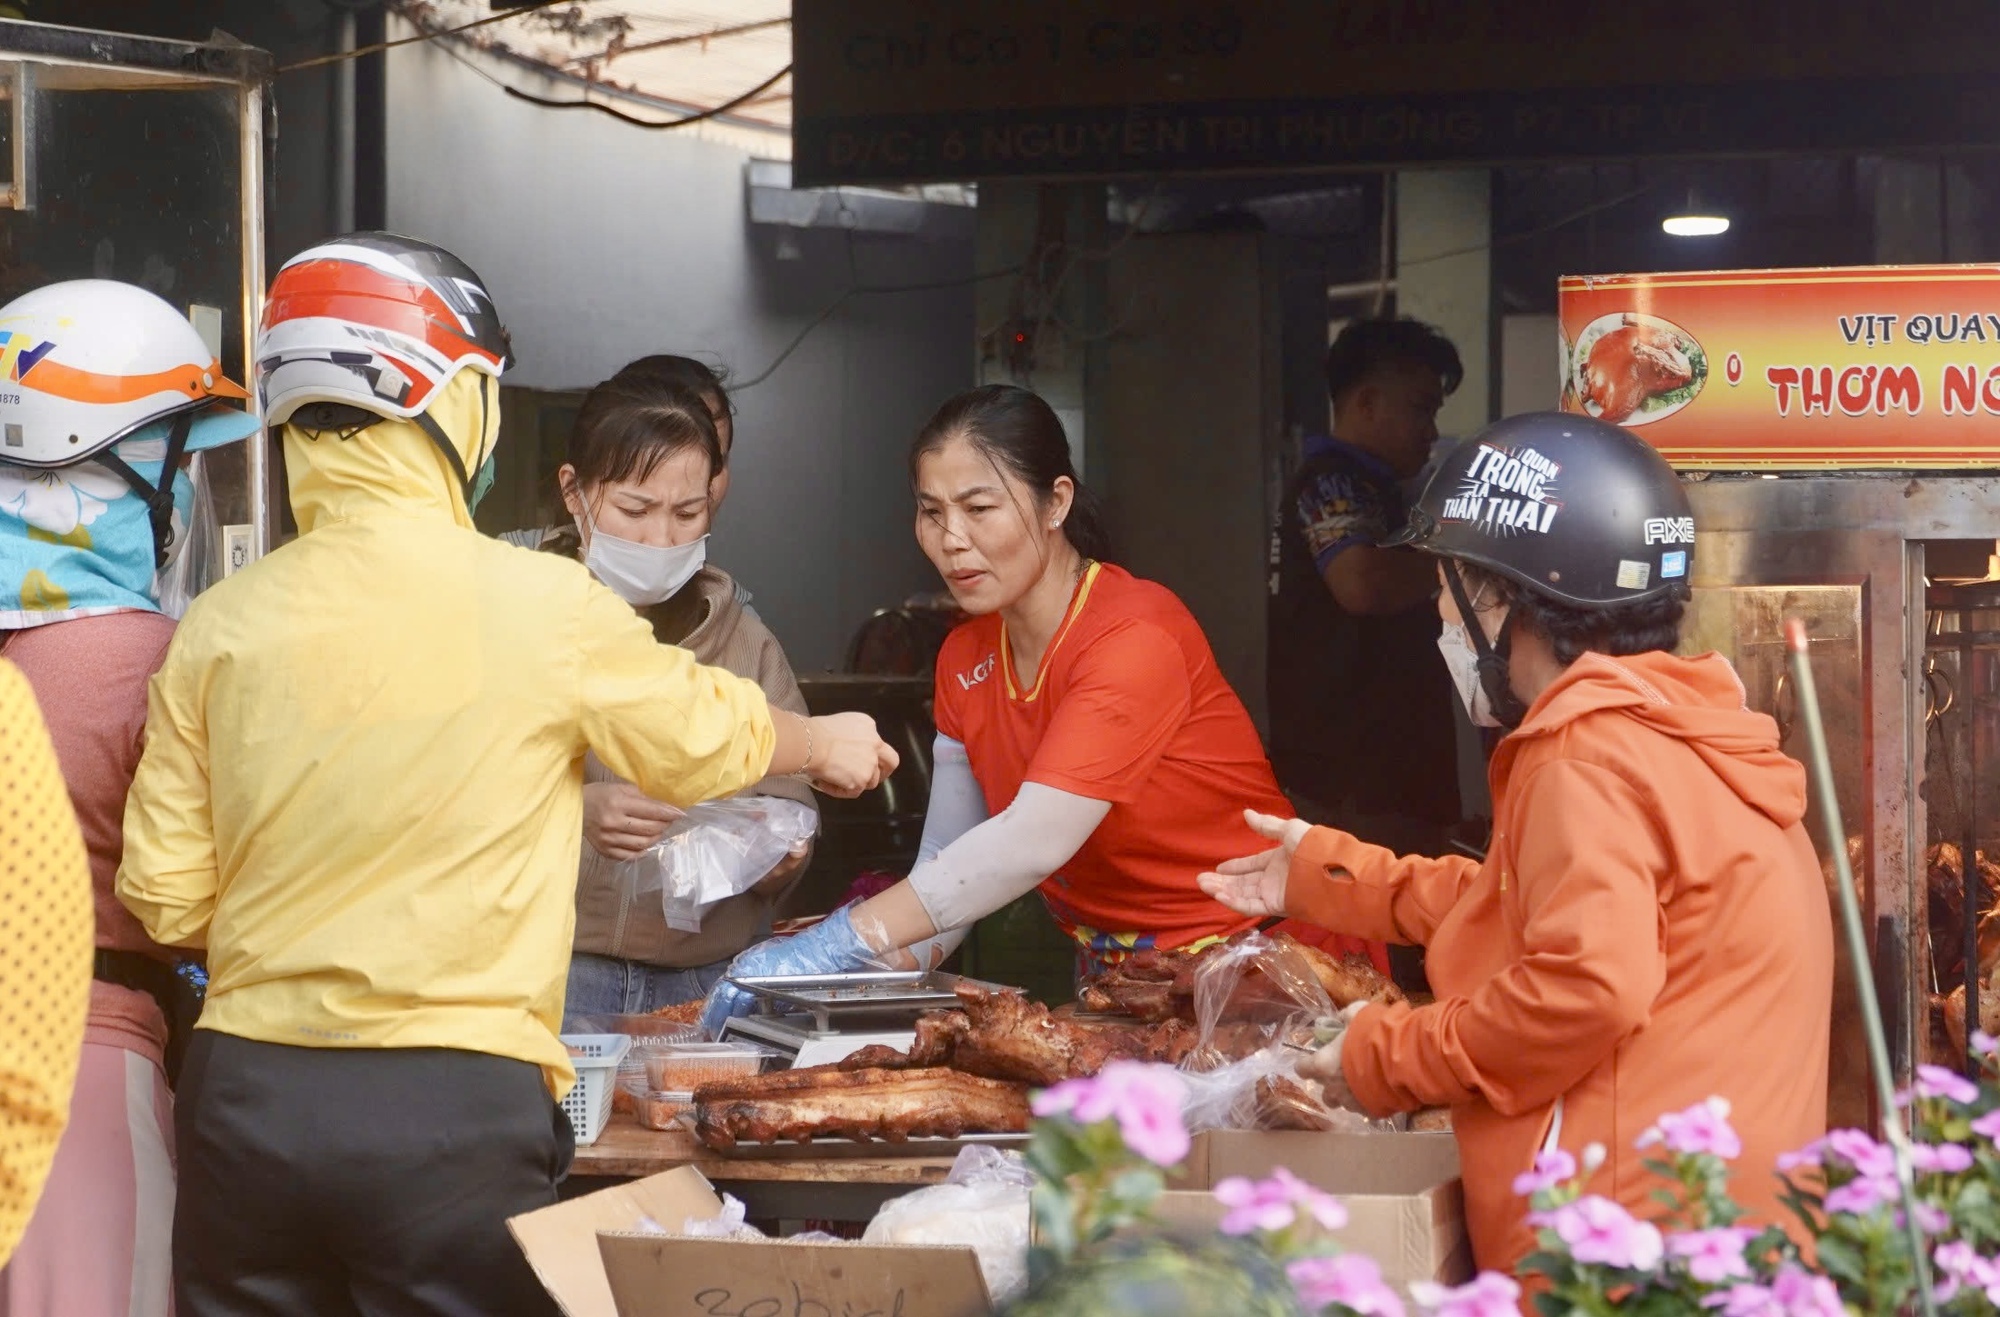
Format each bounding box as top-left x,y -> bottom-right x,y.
1559,263 -> 2000,1127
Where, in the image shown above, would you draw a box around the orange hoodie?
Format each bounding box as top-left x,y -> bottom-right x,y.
1286,649 -> 1833,1275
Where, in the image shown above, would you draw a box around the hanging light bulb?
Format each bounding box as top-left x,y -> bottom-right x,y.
1663,185 -> 1729,237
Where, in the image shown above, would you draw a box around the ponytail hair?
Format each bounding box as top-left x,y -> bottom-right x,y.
910,384 -> 1113,563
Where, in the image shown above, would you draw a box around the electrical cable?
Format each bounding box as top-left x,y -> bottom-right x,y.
425,21 -> 790,131
500,63 -> 791,129
280,0 -> 574,73
561,15 -> 790,68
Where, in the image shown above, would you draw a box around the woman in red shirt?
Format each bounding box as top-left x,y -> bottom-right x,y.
704,386 -> 1365,1031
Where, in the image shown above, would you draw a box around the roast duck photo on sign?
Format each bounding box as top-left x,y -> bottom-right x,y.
1570,312 -> 1706,425
686,932 -> 1435,1150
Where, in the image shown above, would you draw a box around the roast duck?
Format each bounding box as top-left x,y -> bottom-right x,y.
691,932 -> 1412,1149
1927,841 -> 2000,1061
1578,316 -> 1694,423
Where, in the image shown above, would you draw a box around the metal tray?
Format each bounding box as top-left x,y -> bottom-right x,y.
726,971 -> 1006,1029
702,1130 -> 1029,1160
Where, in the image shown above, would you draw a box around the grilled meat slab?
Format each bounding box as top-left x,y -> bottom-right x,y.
692,1066 -> 1030,1149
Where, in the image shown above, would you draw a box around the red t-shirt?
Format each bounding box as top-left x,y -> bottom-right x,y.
933,563 -> 1290,955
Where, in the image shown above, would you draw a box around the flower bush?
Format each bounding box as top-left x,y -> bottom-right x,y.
1015,1035 -> 2000,1316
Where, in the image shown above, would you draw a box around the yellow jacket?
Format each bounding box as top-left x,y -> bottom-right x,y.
115,373 -> 776,1095
0,659 -> 92,1265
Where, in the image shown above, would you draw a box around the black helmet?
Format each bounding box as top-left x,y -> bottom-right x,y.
1386,411 -> 1694,608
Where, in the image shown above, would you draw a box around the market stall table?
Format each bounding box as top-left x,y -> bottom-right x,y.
567,1113 -> 960,1222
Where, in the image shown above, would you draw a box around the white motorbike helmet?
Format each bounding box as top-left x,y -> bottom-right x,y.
0,278 -> 254,565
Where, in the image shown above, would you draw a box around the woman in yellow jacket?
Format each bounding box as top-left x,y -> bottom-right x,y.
115,234 -> 896,1317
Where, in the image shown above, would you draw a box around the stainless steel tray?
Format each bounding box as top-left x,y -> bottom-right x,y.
702,1130 -> 1029,1160
726,971 -> 1006,1029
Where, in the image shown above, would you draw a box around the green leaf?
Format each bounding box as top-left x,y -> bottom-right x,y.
1813,1232 -> 1867,1284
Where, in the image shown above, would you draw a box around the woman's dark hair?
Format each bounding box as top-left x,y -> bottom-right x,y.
911,384 -> 1113,563
612,355 -> 733,458
1324,317 -> 1464,405
564,373 -> 722,496
1461,562 -> 1686,667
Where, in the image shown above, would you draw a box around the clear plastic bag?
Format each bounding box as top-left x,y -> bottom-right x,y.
1187,931 -> 1336,1059
863,1145 -> 1033,1304
1178,1033 -> 1394,1134
590,796 -> 817,933
156,452 -> 219,620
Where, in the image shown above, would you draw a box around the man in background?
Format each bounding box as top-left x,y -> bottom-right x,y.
1267,317 -> 1465,866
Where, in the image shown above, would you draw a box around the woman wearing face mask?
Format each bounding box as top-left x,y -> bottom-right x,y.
701,385 -> 1374,1034
1197,413 -> 1833,1276
532,373 -> 819,1019
611,355 -> 736,510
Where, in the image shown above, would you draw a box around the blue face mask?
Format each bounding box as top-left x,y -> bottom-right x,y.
0,406 -> 258,627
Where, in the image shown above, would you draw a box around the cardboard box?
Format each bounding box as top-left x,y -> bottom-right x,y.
1060,1132 -> 1468,1298
519,1134 -> 1466,1315
509,1167 -> 990,1317
1193,1130 -> 1470,1295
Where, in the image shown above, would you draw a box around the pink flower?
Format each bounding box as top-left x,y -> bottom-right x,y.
1908,1142 -> 1975,1175
1821,1128 -> 1895,1178
1667,1227 -> 1756,1284
1531,1195 -> 1664,1271
1973,1109 -> 2000,1142
1769,1268 -> 1845,1317
1911,1064 -> 1980,1106
1288,1254 -> 1405,1317
1031,1061 -> 1191,1167
1775,1139 -> 1824,1173
1703,1281 -> 1781,1316
1512,1148 -> 1577,1198
1704,1268 -> 1844,1317
1410,1272 -> 1520,1317
1213,1167 -> 1347,1236
1639,1097 -> 1743,1160
1975,1030 -> 1999,1056
1934,1241 -> 2000,1304
1903,1203 -> 1951,1235
1823,1174 -> 1896,1217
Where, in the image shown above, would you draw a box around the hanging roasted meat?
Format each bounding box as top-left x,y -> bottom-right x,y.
1579,317 -> 1694,423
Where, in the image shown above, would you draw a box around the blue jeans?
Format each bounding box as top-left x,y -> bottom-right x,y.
562,952 -> 732,1029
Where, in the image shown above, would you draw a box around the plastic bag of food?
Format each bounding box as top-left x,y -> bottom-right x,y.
863,1145 -> 1033,1304
681,1193 -> 766,1241
1186,932 -> 1336,1058
1179,1011 -> 1397,1134
582,797 -> 816,933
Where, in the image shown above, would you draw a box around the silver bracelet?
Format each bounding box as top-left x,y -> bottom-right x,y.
794,712 -> 815,782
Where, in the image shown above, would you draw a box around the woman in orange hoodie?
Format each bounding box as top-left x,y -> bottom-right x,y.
1202,412 -> 1834,1276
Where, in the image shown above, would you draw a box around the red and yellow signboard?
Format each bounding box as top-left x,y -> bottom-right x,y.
1557,266 -> 2000,468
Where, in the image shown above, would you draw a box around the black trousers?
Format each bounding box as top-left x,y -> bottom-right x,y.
175,1033 -> 575,1317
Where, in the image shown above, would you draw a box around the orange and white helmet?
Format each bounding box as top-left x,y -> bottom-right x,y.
0,278 -> 250,468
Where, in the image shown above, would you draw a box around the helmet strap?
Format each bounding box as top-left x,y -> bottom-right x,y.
94,408 -> 196,570
412,407 -> 474,502
1443,560 -> 1531,730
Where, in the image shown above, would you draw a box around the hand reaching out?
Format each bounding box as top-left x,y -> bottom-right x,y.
1196,809 -> 1311,919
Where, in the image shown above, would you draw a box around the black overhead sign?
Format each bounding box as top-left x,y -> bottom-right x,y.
791,0 -> 2000,185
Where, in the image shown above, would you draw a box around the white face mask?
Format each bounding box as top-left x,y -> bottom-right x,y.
1437,620 -> 1503,728
577,499 -> 707,606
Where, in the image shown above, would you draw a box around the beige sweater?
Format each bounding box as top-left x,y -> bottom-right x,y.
545,534 -> 816,968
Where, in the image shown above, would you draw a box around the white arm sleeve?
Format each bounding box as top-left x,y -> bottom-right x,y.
907,776 -> 1113,934
917,735 -> 987,865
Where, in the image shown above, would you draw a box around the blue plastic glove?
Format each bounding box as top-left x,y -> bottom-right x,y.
699,905 -> 875,1038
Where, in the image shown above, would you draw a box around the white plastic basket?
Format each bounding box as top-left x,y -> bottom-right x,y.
559,1033 -> 631,1147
